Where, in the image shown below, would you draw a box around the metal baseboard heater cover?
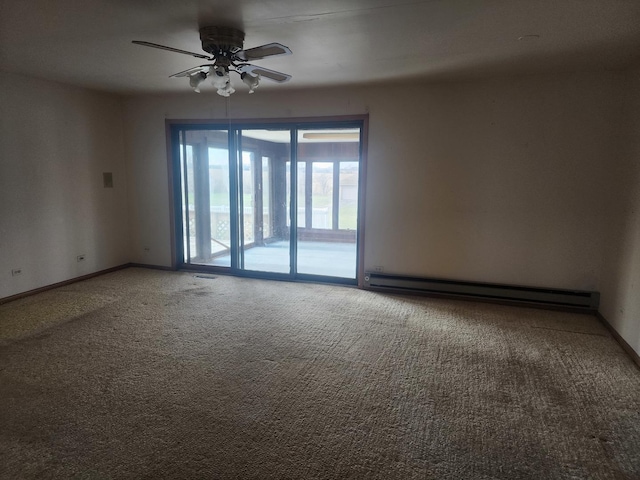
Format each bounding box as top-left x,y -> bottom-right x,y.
363,272 -> 599,309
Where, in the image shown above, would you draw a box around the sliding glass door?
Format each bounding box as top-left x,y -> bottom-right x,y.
295,129 -> 360,278
179,129 -> 232,267
172,119 -> 364,284
238,129 -> 291,274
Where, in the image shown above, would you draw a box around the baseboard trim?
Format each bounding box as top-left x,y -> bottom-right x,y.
0,264 -> 130,305
596,312 -> 640,370
128,263 -> 176,271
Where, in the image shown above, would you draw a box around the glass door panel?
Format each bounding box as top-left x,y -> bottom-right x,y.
180,129 -> 231,267
209,146 -> 232,266
296,128 -> 360,279
239,129 -> 291,274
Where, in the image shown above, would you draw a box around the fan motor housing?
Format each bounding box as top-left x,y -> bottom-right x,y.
199,26 -> 245,54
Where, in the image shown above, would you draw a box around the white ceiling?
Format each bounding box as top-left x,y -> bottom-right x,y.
1,0 -> 639,94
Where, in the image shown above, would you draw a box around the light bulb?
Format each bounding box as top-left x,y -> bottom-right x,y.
188,72 -> 207,93
241,72 -> 260,93
211,66 -> 235,97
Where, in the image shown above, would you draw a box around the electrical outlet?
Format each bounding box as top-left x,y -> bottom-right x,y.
374,266 -> 384,272
11,268 -> 22,277
77,255 -> 86,262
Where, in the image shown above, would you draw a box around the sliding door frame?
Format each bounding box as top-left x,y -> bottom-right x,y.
166,115 -> 368,287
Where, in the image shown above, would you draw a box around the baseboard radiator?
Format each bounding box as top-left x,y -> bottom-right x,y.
363,272 -> 599,310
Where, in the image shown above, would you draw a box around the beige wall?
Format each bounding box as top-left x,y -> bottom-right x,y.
0,72 -> 130,298
599,69 -> 640,356
124,71 -> 621,292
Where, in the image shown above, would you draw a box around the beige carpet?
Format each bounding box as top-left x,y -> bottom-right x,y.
1,268 -> 639,479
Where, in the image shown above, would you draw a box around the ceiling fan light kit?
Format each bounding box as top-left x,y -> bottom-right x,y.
188,71 -> 207,93
132,26 -> 291,96
211,66 -> 235,97
241,72 -> 260,93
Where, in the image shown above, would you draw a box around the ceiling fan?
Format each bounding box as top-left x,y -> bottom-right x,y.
132,26 -> 292,96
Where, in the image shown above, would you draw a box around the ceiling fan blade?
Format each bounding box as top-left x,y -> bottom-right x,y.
235,43 -> 292,61
170,65 -> 214,78
237,64 -> 291,83
132,41 -> 211,60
